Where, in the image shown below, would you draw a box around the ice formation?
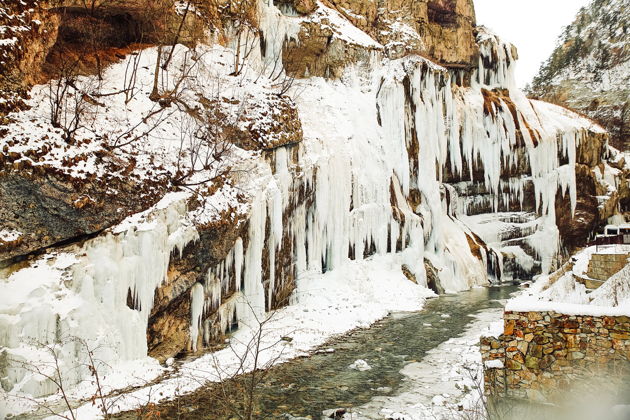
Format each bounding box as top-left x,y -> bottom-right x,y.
0,194 -> 197,397
0,0 -> 614,411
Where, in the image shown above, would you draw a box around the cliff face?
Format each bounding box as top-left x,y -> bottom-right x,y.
279,0 -> 478,78
0,0 -> 626,409
529,0 -> 630,151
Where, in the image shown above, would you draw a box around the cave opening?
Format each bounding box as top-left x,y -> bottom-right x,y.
42,5 -> 161,80
427,0 -> 459,27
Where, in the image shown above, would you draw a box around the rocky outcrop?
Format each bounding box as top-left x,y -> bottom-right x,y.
0,1 -> 59,92
274,0 -> 317,15
529,0 -> 630,151
281,4 -> 383,79
554,130 -> 618,252
554,165 -> 601,251
324,0 -> 478,66
423,0 -> 478,67
148,144 -> 308,361
0,1 -> 60,114
280,0 -> 478,79
147,215 -> 247,361
0,0 -> 206,96
0,151 -> 169,264
203,93 -> 303,151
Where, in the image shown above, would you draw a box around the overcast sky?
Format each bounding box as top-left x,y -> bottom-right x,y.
474,0 -> 592,88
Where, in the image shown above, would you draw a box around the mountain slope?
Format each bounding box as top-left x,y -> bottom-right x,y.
529,0 -> 630,150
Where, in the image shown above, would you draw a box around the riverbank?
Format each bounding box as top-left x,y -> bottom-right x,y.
5,254 -> 435,419
5,256 -> 517,420
117,286 -> 518,419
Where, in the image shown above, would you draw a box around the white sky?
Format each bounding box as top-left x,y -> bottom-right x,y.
474,0 -> 591,88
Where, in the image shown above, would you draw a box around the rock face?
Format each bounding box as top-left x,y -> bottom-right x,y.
147,217 -> 247,361
0,151 -> 169,264
280,0 -> 478,79
423,0 -> 478,66
0,0 -> 206,98
554,165 -> 601,250
0,1 -> 59,114
529,0 -> 630,151
0,1 -> 59,92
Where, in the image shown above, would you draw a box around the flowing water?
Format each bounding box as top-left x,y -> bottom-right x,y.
140,285 -> 519,419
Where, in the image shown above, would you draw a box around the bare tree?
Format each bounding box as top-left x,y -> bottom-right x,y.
448,365 -> 518,420
171,109 -> 235,188
4,336 -> 163,420
47,60 -> 105,142
123,48 -> 145,105
220,0 -> 259,77
198,305 -> 293,420
4,338 -> 104,420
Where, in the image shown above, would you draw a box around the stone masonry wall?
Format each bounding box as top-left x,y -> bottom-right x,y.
481,311 -> 630,402
587,252 -> 630,281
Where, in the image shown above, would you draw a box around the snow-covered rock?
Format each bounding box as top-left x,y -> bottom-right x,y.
348,359 -> 372,371
530,0 -> 630,151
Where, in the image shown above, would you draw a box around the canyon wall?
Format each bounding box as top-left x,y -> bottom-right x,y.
0,0 -> 626,403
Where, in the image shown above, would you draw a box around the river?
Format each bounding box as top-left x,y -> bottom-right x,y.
124,285 -> 519,419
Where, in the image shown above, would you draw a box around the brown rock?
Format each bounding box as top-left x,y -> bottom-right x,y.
568,351 -> 585,360
610,331 -> 630,340
525,356 -> 540,369
529,342 -> 543,358
539,354 -> 555,370
275,0 -> 317,14
506,359 -> 523,370
555,164 -> 615,253
504,319 -> 515,336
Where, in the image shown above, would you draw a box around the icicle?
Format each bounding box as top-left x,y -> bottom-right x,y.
189,283 -> 205,352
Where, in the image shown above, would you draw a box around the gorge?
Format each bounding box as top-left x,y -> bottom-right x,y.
0,0 -> 628,418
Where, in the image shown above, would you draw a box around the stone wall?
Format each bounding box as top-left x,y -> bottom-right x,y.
481,311 -> 630,402
587,252 -> 629,281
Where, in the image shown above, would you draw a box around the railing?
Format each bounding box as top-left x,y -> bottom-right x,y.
590,234 -> 630,253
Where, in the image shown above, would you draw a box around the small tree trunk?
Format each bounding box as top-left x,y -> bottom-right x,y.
150,45 -> 163,102
162,1 -> 191,70
234,30 -> 242,76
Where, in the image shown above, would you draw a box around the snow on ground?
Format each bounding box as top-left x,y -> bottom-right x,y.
2,254 -> 434,419
506,245 -> 630,316
531,100 -> 606,134
347,307 -> 506,420
1,41 -> 281,195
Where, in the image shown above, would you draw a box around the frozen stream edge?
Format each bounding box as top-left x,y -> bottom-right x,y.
348,306 -> 505,420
